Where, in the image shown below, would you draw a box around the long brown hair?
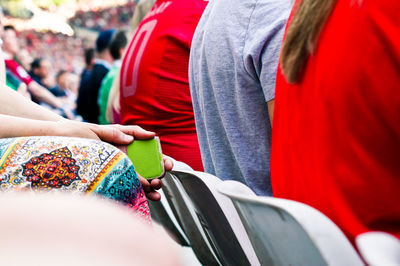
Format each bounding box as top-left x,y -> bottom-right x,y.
280,0 -> 337,83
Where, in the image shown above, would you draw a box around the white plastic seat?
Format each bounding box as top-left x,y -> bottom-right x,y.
162,170 -> 260,266
162,171 -> 221,265
356,231 -> 400,266
218,180 -> 365,266
147,159 -> 192,246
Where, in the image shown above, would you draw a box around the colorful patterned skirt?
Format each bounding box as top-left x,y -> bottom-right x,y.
0,136 -> 151,222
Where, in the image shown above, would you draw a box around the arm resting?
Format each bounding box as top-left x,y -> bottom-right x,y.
0,83 -> 62,121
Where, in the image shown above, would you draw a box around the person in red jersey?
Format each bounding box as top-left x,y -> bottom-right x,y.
120,0 -> 207,170
271,0 -> 400,245
2,26 -> 69,116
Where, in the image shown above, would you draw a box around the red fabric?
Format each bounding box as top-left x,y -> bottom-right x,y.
271,0 -> 400,245
5,59 -> 33,85
120,0 -> 207,171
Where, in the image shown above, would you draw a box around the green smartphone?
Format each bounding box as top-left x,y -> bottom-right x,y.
127,137 -> 165,180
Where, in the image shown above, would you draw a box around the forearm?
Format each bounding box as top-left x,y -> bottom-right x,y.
0,114 -> 57,138
28,82 -> 63,109
0,83 -> 62,121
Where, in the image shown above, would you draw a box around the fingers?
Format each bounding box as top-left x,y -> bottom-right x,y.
139,176 -> 162,201
141,178 -> 163,191
96,125 -> 133,144
116,125 -> 155,140
139,176 -> 150,191
150,179 -> 163,190
94,125 -> 155,145
146,191 -> 161,201
163,155 -> 174,172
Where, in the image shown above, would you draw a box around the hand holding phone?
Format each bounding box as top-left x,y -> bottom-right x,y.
127,137 -> 165,180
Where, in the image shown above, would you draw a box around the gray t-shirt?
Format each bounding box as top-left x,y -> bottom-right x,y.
189,0 -> 292,195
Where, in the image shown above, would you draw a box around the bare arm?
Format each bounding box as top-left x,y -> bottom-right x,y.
267,99 -> 274,127
0,83 -> 62,121
0,82 -> 159,144
0,114 -> 99,139
27,81 -> 63,109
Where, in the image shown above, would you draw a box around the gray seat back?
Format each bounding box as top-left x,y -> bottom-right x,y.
218,180 -> 364,266
162,172 -> 221,265
168,170 -> 259,266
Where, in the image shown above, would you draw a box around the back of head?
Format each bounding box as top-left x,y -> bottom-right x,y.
95,29 -> 116,53
31,57 -> 42,72
84,47 -> 95,67
109,30 -> 128,60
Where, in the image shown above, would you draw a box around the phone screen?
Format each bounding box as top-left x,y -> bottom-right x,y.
127,137 -> 165,179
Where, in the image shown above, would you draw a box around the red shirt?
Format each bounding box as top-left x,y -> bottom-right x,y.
272,0 -> 400,244
120,0 -> 207,171
5,59 -> 33,85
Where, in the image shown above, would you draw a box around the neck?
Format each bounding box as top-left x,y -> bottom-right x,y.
97,52 -> 113,64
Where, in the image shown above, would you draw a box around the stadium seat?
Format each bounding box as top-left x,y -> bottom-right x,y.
147,159 -> 192,247
148,189 -> 190,246
163,170 -> 260,266
162,171 -> 220,265
218,180 -> 365,266
356,231 -> 400,266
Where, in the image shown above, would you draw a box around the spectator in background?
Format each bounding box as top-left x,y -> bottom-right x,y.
51,70 -> 69,97
55,70 -> 72,98
0,9 -> 28,97
30,58 -> 52,88
15,48 -> 33,72
120,0 -> 207,171
5,69 -> 29,97
97,30 -> 128,125
53,70 -> 78,115
2,25 -> 72,118
79,48 -> 94,92
77,29 -> 116,123
272,0 -> 400,243
189,0 -> 292,195
30,58 -> 63,98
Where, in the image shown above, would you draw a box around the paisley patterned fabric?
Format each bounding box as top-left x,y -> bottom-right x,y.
0,136 -> 151,222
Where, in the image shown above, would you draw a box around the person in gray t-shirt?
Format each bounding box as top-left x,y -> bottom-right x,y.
189,0 -> 292,195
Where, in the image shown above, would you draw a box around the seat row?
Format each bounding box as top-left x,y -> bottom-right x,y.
150,169 -> 400,266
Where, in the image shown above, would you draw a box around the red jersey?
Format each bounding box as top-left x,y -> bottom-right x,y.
120,0 -> 207,170
271,0 -> 400,244
5,59 -> 33,85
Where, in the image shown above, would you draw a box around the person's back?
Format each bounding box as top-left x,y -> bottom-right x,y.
79,48 -> 95,98
272,0 -> 400,244
78,61 -> 110,123
189,0 -> 292,195
120,0 -> 207,171
77,30 -> 115,123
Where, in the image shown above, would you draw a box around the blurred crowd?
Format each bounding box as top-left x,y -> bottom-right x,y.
19,31 -> 85,74
69,2 -> 136,32
0,1 -> 138,120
